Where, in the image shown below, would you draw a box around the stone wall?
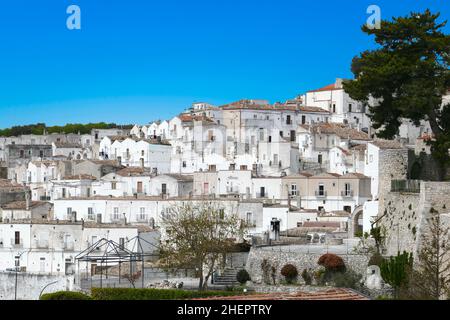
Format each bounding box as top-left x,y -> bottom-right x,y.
378,148 -> 409,199
378,192 -> 420,256
245,247 -> 369,284
0,273 -> 77,300
379,181 -> 450,257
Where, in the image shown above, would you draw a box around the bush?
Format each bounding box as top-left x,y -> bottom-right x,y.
40,291 -> 92,300
318,254 -> 346,273
280,264 -> 298,284
91,288 -> 241,300
301,269 -> 312,285
330,270 -> 362,289
236,269 -> 251,284
368,252 -> 385,267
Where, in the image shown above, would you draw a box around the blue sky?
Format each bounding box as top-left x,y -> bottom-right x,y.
0,0 -> 448,128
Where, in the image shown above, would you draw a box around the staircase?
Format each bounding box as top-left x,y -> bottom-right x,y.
213,268 -> 239,286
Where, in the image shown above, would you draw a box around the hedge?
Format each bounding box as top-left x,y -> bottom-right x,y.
40,291 -> 92,300
91,288 -> 242,300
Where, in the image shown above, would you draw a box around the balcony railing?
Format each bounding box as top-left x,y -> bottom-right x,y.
136,214 -> 148,222
315,190 -> 327,198
341,190 -> 354,197
391,180 -> 421,193
11,239 -> 24,248
256,193 -> 268,199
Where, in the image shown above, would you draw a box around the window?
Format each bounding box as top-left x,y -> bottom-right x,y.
286,115 -> 291,125
318,184 -> 325,196
182,161 -> 186,168
67,207 -> 72,216
246,212 -> 253,225
318,206 -> 324,212
369,155 -> 374,163
348,104 -> 352,112
139,207 -> 146,221
229,163 -> 236,170
203,182 -> 209,194
113,207 -> 120,220
268,136 -> 272,143
290,130 -> 296,142
111,182 -> 117,190
137,181 -> 143,193
161,183 -> 167,195
240,165 -> 247,171
344,183 -> 351,196
88,208 -> 94,220
15,231 -> 20,245
332,104 -> 336,113
344,206 -> 352,213
62,188 -> 66,198
279,131 -> 283,137
39,150 -> 44,158
302,115 -> 306,124
119,238 -> 125,250
290,184 -> 298,196
318,154 -> 323,164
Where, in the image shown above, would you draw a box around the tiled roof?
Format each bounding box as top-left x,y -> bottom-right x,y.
311,123 -> 370,141
0,179 -> 26,191
370,139 -> 404,149
194,288 -> 369,300
307,83 -> 340,93
219,100 -> 329,113
54,142 -> 82,148
303,221 -> 341,228
62,174 -> 97,181
158,174 -> 194,182
116,167 -> 152,177
341,172 -> 370,179
1,201 -> 50,210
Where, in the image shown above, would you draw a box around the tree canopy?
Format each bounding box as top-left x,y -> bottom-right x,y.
0,122 -> 134,137
344,9 -> 450,176
158,202 -> 247,290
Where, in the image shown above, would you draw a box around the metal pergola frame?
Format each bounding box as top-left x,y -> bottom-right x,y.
75,235 -> 160,288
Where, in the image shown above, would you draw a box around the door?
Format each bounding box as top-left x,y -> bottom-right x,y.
203,182 -> 209,195
318,154 -> 323,164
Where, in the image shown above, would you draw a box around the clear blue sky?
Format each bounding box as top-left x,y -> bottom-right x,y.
0,0 -> 448,128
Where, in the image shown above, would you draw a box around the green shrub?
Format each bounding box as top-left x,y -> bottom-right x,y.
301,269 -> 312,285
280,264 -> 298,284
236,269 -> 251,284
40,291 -> 92,300
330,270 -> 362,289
91,288 -> 241,300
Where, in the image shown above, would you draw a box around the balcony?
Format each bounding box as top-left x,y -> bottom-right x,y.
315,190 -> 327,198
256,193 -> 268,199
341,190 -> 354,198
11,239 -> 24,248
36,239 -> 49,249
136,214 -> 148,222
64,242 -> 75,251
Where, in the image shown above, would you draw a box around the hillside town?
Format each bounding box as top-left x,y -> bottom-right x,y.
1,78 -> 449,300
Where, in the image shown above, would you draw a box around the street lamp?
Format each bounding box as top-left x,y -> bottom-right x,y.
14,255 -> 20,300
